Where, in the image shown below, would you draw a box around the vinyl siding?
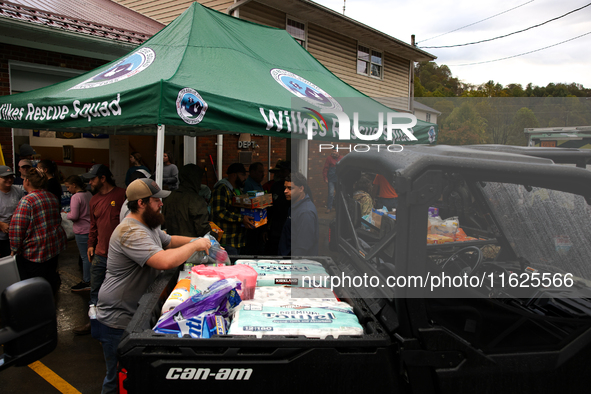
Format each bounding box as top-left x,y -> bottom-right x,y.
307,24 -> 410,110
112,0 -> 234,24
239,1 -> 285,29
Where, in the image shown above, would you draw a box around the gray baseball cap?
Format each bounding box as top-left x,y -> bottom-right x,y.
126,178 -> 171,201
82,164 -> 111,179
0,165 -> 15,177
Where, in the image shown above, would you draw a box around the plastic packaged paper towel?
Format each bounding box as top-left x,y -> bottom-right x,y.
161,278 -> 191,315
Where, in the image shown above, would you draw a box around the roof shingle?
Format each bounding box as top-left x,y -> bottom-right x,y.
0,0 -> 164,44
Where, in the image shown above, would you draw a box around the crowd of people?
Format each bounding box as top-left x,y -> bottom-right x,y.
1,144 -> 324,394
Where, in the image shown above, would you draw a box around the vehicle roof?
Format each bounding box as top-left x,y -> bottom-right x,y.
465,145 -> 591,168
337,144 -> 591,198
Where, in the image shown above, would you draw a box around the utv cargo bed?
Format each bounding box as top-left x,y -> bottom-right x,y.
118,256 -> 399,392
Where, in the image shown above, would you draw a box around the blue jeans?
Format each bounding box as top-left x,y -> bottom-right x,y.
74,234 -> 90,283
91,319 -> 124,394
90,254 -> 107,306
327,181 -> 336,210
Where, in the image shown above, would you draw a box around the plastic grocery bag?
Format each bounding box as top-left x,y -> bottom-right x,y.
185,233 -> 231,266
428,216 -> 459,237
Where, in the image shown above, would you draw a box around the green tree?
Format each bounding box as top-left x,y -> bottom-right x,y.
476,99 -> 513,144
510,107 -> 539,145
414,62 -> 462,97
438,102 -> 487,145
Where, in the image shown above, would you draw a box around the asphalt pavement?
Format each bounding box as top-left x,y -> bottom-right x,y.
0,239 -> 106,394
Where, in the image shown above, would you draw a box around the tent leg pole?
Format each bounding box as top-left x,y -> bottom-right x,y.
217,135 -> 223,181
156,124 -> 165,188
268,136 -> 271,182
184,135 -> 196,165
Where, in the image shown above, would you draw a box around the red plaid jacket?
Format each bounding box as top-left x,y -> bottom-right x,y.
9,190 -> 66,262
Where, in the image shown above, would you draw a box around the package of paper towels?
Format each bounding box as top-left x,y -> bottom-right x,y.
228,300 -> 363,339
234,259 -> 330,287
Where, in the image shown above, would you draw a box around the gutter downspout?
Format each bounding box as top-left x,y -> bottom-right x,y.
409,35 -> 416,114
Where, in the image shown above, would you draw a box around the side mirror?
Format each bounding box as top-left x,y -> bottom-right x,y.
0,277 -> 57,371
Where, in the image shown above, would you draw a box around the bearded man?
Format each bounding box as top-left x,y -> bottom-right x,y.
94,178 -> 211,394
209,163 -> 255,255
74,164 -> 126,335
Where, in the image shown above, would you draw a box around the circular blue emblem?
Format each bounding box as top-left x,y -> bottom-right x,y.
70,48 -> 155,90
270,69 -> 341,111
176,88 -> 208,125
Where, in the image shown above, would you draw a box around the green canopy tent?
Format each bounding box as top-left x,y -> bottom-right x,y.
0,2 -> 437,182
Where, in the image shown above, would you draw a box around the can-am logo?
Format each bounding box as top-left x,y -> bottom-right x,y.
165,367 -> 252,381
70,48 -> 155,90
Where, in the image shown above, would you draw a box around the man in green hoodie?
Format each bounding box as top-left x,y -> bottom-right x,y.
162,164 -> 211,238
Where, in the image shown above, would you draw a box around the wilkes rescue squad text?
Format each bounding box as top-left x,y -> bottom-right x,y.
0,94 -> 122,123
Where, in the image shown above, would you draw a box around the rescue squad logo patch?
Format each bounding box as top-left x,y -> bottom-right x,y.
176,88 -> 208,125
70,48 -> 156,90
270,68 -> 342,111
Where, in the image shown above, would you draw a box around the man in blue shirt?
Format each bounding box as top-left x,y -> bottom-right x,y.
279,172 -> 319,256
243,162 -> 265,193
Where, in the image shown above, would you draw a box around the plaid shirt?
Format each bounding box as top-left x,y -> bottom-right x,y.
210,181 -> 245,248
9,190 -> 66,262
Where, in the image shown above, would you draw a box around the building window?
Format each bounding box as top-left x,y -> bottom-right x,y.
426,113 -> 431,123
287,18 -> 306,47
357,45 -> 383,79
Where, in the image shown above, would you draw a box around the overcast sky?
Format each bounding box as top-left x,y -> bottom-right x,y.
314,0 -> 591,89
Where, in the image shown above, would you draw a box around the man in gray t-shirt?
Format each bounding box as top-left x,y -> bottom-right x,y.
0,166 -> 24,257
93,178 -> 211,394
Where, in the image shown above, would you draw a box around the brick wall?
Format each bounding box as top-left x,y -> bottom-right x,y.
0,43 -> 108,165
196,134 -> 288,191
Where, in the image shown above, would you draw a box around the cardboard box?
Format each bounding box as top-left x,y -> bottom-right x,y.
427,234 -> 454,244
240,207 -> 268,228
371,209 -> 396,229
234,193 -> 272,209
209,221 -> 224,241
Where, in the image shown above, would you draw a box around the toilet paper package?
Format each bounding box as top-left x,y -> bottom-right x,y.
252,286 -> 339,303
234,260 -> 330,287
228,300 -> 363,339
